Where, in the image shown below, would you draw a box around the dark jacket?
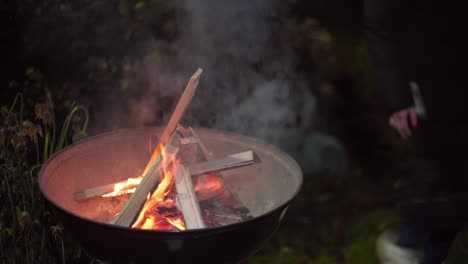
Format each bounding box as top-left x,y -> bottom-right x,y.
364,1 -> 468,226
364,0 -> 468,121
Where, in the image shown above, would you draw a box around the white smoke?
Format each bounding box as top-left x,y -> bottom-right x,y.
91,0 -> 316,161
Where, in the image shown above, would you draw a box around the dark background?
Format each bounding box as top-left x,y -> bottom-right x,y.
2,0 -> 467,263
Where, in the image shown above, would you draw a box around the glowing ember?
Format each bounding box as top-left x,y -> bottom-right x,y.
101,137 -> 231,231
103,168 -> 229,230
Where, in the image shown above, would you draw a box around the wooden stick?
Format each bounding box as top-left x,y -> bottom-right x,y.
173,125 -> 206,229
141,68 -> 203,176
74,151 -> 253,200
110,68 -> 202,227
111,144 -> 179,226
74,130 -> 179,201
188,151 -> 254,176
160,68 -> 203,146
174,165 -> 206,229
188,127 -> 213,159
188,127 -> 246,206
74,182 -> 127,201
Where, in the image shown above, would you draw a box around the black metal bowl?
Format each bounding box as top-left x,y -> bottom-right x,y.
39,128 -> 302,263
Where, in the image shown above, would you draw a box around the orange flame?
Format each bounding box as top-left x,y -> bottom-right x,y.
195,173 -> 231,205
102,177 -> 142,197
195,173 -> 224,193
131,144 -> 186,231
103,142 -> 228,231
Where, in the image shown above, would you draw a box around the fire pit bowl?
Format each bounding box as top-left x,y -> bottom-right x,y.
39,127 -> 302,263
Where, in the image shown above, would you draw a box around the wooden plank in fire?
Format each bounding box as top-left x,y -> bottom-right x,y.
111,68 -> 203,227
188,151 -> 254,175
73,150 -> 254,200
158,68 -> 203,147
173,147 -> 254,229
174,126 -> 207,229
174,164 -> 206,229
111,143 -> 179,226
184,127 -> 246,206
177,127 -> 254,172
74,182 -> 126,201
138,68 -> 203,184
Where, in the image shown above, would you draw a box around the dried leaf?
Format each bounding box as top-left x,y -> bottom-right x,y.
35,103 -> 54,126
50,225 -> 63,240
35,103 -> 46,120
22,121 -> 38,143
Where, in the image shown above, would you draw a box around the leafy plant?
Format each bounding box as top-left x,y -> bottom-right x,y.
0,70 -> 89,264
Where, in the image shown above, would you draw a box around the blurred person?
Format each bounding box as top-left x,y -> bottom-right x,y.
364,0 -> 468,263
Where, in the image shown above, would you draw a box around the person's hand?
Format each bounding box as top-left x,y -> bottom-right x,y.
389,107 -> 418,139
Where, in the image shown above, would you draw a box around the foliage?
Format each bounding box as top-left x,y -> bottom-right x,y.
245,209 -> 398,264
4,1 -> 468,264
0,69 -> 89,263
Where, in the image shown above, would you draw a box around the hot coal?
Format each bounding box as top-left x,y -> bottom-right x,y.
85,185 -> 251,229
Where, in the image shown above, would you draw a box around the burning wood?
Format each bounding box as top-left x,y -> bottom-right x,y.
111,143 -> 179,227
173,127 -> 254,230
75,68 -> 257,231
111,68 -> 203,227
138,68 -> 203,180
189,151 -> 254,176
74,182 -> 128,201
174,164 -> 205,229
184,127 -> 244,206
74,150 -> 254,200
176,126 -> 254,226
130,154 -> 185,230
